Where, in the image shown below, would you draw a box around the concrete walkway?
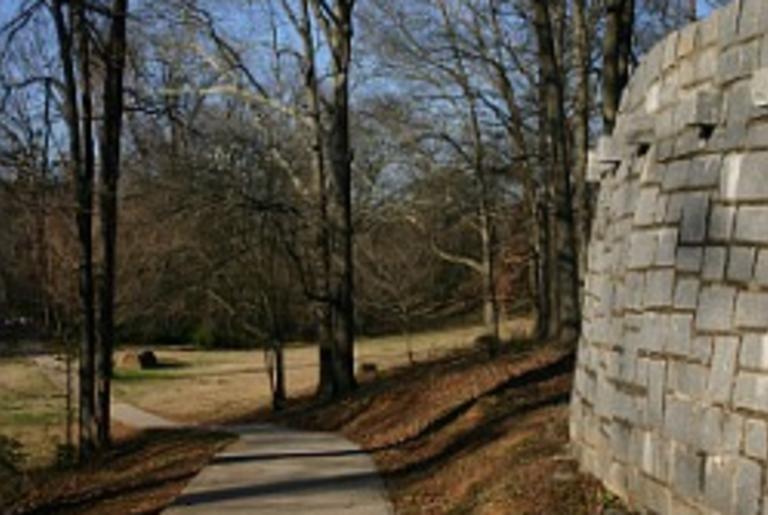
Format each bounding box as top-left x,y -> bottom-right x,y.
164,425 -> 393,514
30,354 -> 393,514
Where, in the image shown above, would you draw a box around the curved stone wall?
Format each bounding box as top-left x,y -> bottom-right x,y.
570,2 -> 768,513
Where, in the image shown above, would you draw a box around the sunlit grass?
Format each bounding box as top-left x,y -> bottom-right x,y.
0,359 -> 69,468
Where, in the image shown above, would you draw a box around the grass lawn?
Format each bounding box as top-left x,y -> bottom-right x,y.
0,319 -> 531,476
0,358 -> 68,469
112,321 -> 531,425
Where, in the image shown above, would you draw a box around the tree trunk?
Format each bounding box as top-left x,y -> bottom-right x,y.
96,0 -> 128,449
325,0 -> 356,395
273,341 -> 286,410
532,0 -> 580,342
572,0 -> 590,306
298,0 -> 340,399
480,203 -> 500,346
603,0 -> 633,134
488,3 -> 541,339
536,81 -> 552,341
52,0 -> 97,460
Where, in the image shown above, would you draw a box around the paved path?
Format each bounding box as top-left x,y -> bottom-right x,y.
30,354 -> 393,514
164,425 -> 393,514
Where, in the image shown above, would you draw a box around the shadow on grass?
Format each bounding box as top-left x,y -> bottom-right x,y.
5,428 -> 234,515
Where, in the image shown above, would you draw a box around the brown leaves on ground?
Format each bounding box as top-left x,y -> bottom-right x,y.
3,428 -> 234,515
276,342 -> 623,514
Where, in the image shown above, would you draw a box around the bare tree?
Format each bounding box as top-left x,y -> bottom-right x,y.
95,0 -> 129,448
603,0 -> 634,133
531,0 -> 580,341
50,0 -> 98,458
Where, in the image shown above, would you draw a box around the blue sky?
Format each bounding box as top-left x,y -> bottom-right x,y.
0,0 -> 728,31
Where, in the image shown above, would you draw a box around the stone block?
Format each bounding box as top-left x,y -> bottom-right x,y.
644,269 -> 675,308
670,442 -> 704,499
640,313 -> 665,353
597,135 -> 622,164
708,204 -> 735,241
675,127 -> 705,156
735,372 -> 768,413
654,194 -> 669,223
726,79 -> 754,128
634,356 -> 649,386
691,336 -> 714,364
696,47 -> 718,82
717,2 -> 738,47
720,152 -> 768,201
699,8 -> 719,47
707,336 -> 739,403
720,41 -> 760,85
701,406 -> 743,454
668,361 -> 707,399
702,246 -> 727,280
643,42 -> 664,82
727,246 -> 756,282
751,67 -> 768,107
624,113 -> 656,146
735,292 -> 768,329
667,313 -> 693,357
740,334 -> 768,372
680,193 -> 709,243
645,82 -> 662,114
678,23 -> 698,57
675,278 -> 700,310
687,155 -> 721,188
665,396 -> 699,445
634,471 -> 672,515
647,360 -> 666,426
747,119 -> 768,148
640,430 -> 669,481
735,457 -> 762,515
705,455 -> 735,513
719,46 -> 744,83
735,207 -> 768,243
666,193 -> 685,223
628,231 -> 657,269
745,419 -> 768,460
678,90 -> 722,127
696,285 -> 735,332
663,31 -> 680,70
677,246 -> 704,272
587,150 -> 615,183
633,187 -> 659,227
656,229 -> 679,266
663,160 -> 691,191
740,0 -> 765,39
625,272 -> 645,310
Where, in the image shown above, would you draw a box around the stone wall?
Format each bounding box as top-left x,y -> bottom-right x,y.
569,1 -> 768,513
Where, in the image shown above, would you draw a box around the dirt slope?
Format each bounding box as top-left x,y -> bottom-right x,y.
275,342 -> 627,514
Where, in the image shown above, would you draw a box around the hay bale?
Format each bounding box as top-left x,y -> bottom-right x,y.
118,350 -> 159,370
138,350 -> 158,369
118,351 -> 141,370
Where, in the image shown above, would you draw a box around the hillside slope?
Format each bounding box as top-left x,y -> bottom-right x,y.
274,342 -> 627,514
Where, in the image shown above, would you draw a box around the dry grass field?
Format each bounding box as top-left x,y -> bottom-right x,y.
0,320 -> 532,470
0,358 -> 68,468
112,322 -> 530,424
